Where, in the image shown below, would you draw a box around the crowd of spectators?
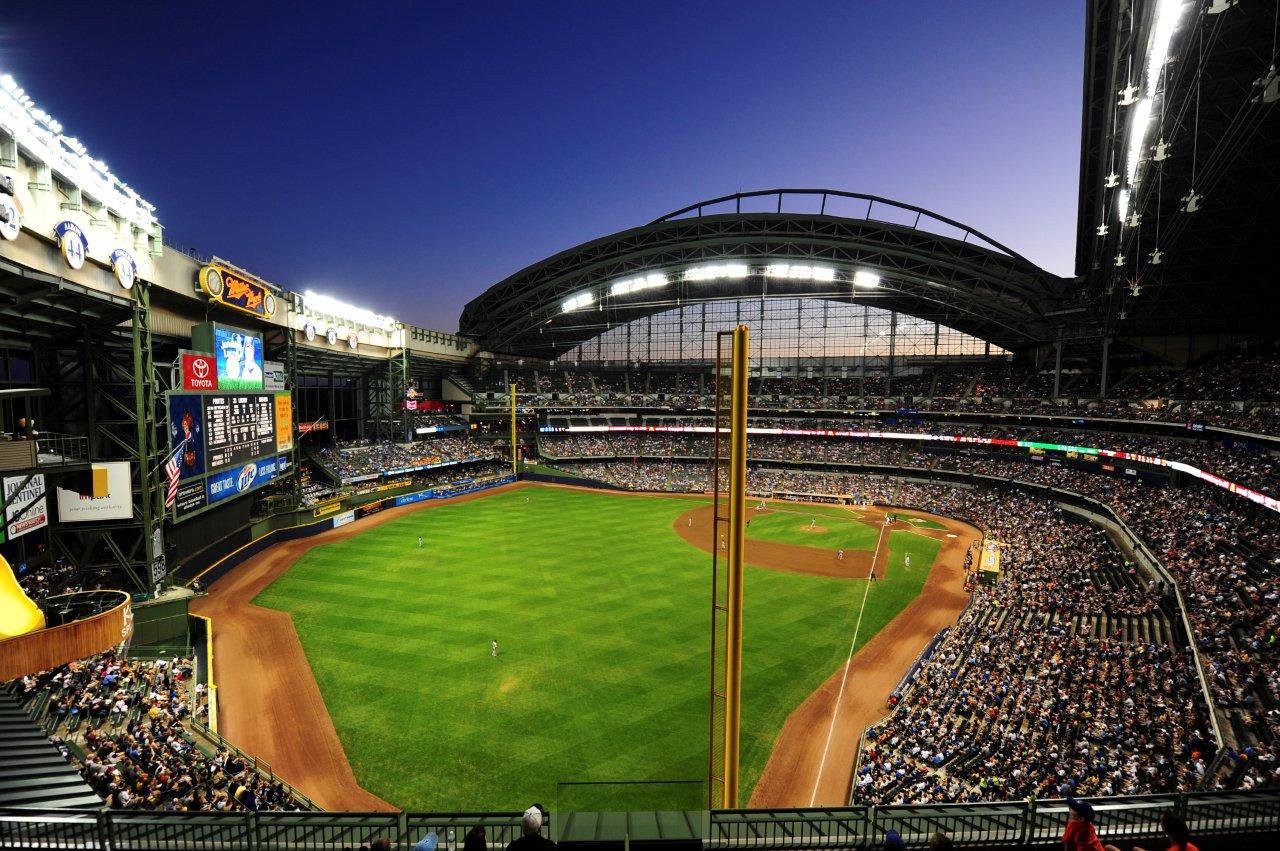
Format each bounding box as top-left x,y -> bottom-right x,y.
12,653 -> 304,811
550,450 -> 1280,795
539,424 -> 1280,497
315,437 -> 503,482
852,480 -> 1208,803
468,348 -> 1280,434
12,548 -> 128,604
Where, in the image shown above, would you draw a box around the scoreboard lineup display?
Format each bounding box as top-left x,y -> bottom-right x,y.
169,322 -> 294,521
205,395 -> 276,470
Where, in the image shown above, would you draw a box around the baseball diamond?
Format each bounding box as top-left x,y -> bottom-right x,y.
4,4 -> 1280,849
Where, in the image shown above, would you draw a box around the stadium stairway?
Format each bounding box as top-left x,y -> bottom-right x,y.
0,691 -> 101,809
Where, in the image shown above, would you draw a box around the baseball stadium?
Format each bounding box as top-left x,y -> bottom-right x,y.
1,2 -> 1279,849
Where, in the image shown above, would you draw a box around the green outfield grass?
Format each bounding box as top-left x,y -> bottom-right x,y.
254,485 -> 940,811
745,505 -> 880,551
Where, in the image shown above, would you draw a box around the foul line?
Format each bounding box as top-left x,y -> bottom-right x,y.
808,518 -> 886,806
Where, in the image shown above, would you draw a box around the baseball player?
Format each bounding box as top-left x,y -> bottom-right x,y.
837,549 -> 844,560
905,554 -> 911,568
418,536 -> 424,548
868,566 -> 877,583
491,640 -> 499,657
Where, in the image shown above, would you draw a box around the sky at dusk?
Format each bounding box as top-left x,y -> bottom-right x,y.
1,1 -> 1083,331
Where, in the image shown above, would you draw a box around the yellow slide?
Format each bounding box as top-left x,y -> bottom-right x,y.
0,553 -> 46,639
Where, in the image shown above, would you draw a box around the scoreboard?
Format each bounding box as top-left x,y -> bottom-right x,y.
205,395 -> 276,470
168,385 -> 293,522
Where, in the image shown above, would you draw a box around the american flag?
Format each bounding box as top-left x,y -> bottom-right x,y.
165,441 -> 184,508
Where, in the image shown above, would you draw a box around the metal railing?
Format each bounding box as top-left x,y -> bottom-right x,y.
2,790 -> 1279,849
34,430 -> 89,463
703,790 -> 1280,849
0,809 -> 540,851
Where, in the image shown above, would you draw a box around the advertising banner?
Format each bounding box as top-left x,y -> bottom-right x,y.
274,393 -> 294,452
181,352 -> 218,392
332,511 -> 356,528
175,479 -> 207,516
206,455 -> 280,505
56,461 -> 133,522
4,474 -> 49,540
168,395 -> 206,479
264,361 -> 287,392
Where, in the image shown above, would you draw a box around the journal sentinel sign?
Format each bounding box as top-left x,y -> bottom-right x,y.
206,456 -> 282,504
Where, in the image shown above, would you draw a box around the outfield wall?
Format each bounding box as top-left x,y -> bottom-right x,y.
187,474 -> 516,589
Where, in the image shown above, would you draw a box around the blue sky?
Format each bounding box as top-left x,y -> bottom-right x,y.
0,1 -> 1083,331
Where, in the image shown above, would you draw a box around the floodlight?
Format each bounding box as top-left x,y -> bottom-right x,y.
561,291 -> 594,313
853,270 -> 881,289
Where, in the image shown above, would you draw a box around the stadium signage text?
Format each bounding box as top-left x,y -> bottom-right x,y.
197,264 -> 279,319
3,473 -> 49,540
181,353 -> 218,391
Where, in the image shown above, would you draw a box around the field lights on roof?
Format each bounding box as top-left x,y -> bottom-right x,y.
0,71 -> 156,227
684,263 -> 749,282
610,273 -> 667,296
764,263 -> 835,282
302,290 -> 396,331
1146,0 -> 1185,95
1126,98 -> 1153,186
1111,0 -> 1186,226
561,291 -> 594,313
853,270 -> 881,289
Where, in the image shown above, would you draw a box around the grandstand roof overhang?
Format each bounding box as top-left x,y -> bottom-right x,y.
460,190 -> 1073,360
0,254 -> 134,347
1076,0 -> 1280,338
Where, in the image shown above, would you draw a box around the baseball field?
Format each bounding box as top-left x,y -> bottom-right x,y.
242,485 -> 954,811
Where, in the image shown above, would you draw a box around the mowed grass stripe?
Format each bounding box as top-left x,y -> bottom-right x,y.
254,486 -> 938,811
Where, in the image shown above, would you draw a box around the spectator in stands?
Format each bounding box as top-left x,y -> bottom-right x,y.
929,833 -> 955,851
11,415 -> 35,440
507,804 -> 556,851
1062,797 -> 1106,851
464,826 -> 488,851
15,652 -> 303,812
1131,813 -> 1199,851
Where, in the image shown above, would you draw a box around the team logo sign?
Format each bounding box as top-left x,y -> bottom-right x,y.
348,333 -> 358,350
236,462 -> 258,492
55,221 -> 88,270
197,263 -> 277,318
110,248 -> 137,289
326,327 -> 338,346
0,195 -> 20,241
304,322 -> 317,342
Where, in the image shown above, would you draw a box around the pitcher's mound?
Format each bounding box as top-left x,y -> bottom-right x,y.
799,525 -> 829,534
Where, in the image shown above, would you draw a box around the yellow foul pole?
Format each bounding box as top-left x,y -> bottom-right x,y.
509,383 -> 518,477
723,324 -> 749,807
